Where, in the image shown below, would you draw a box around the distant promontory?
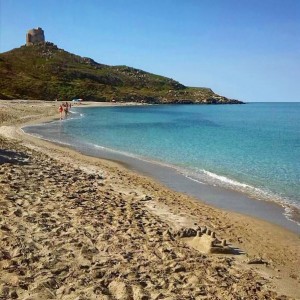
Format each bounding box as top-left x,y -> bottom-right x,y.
0,28 -> 243,104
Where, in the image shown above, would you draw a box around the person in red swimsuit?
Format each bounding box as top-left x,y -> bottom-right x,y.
59,105 -> 63,120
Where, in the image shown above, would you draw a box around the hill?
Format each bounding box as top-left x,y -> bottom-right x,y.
0,42 -> 242,104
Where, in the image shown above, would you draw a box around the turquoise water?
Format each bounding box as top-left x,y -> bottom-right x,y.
27,103 -> 300,222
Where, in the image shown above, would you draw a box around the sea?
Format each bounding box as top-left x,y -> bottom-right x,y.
23,102 -> 300,232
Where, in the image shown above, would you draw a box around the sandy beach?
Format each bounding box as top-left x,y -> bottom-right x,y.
0,100 -> 299,299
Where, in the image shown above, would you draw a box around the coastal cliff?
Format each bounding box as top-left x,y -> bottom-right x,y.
0,42 -> 243,104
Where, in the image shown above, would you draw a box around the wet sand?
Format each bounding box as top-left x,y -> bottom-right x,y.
0,100 -> 299,299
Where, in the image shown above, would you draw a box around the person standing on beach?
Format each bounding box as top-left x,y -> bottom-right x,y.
58,104 -> 63,120
64,102 -> 69,117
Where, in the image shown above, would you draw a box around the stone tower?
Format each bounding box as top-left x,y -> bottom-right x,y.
26,27 -> 45,46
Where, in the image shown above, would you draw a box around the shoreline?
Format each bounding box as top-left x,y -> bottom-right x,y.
23,105 -> 300,233
1,100 -> 300,299
22,123 -> 300,234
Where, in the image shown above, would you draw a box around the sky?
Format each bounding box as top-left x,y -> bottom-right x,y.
0,0 -> 299,102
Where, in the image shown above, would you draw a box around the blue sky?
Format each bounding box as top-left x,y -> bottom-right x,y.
0,0 -> 299,102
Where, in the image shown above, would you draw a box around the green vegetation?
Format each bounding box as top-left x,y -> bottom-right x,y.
0,42 -> 242,104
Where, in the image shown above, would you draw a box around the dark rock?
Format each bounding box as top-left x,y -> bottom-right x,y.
247,258 -> 268,265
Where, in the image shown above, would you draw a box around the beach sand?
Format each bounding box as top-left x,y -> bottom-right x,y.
0,100 -> 299,299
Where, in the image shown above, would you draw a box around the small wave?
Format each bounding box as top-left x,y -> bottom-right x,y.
180,175 -> 206,185
93,144 -> 106,150
62,111 -> 85,122
200,170 -> 274,199
21,128 -> 72,147
194,169 -> 300,226
68,110 -> 85,117
283,206 -> 300,226
200,169 -> 287,203
92,143 -> 161,162
202,170 -> 252,189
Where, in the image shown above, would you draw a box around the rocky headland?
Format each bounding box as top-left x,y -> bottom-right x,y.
0,40 -> 242,104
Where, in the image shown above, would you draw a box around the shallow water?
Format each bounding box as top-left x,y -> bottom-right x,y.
23,103 -> 300,232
